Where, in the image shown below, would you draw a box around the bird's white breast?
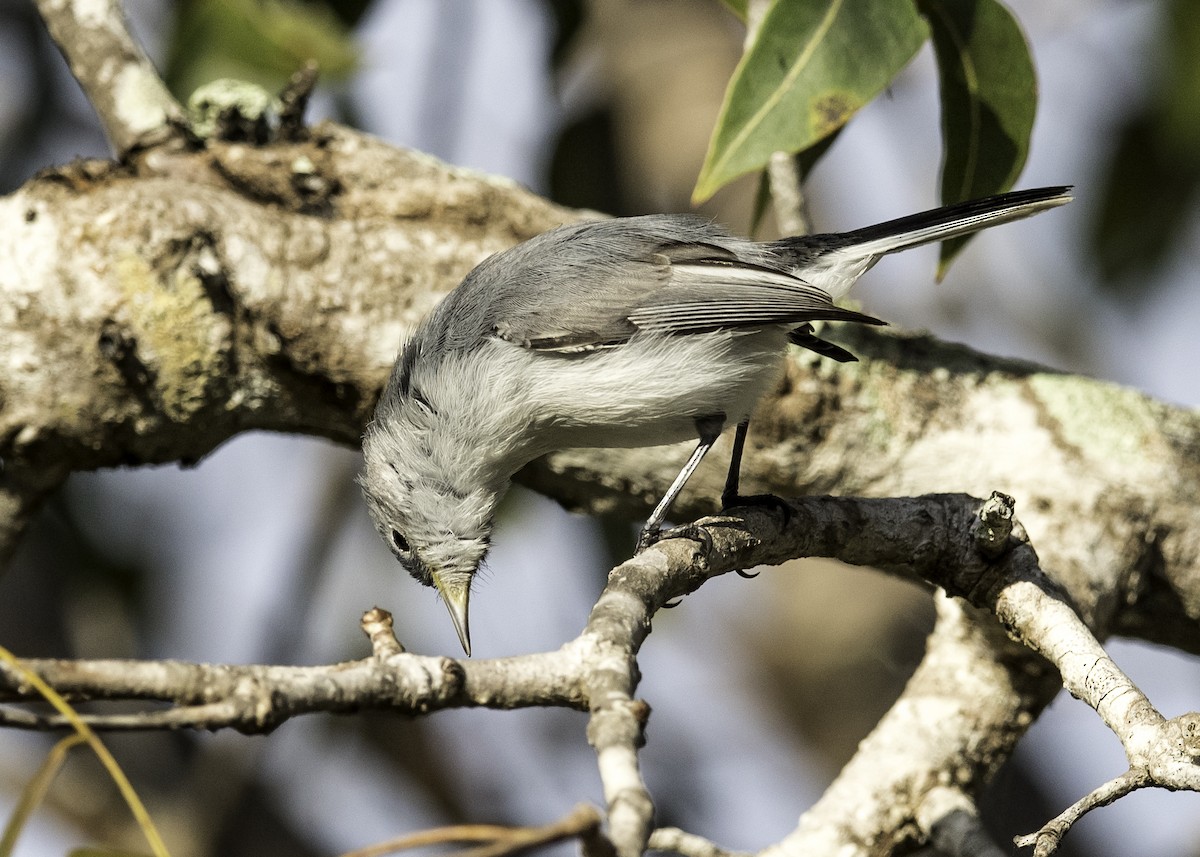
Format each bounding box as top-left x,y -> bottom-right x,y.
418,330 -> 789,469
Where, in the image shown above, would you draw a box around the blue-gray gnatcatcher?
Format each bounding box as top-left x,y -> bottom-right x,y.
360,186 -> 1072,654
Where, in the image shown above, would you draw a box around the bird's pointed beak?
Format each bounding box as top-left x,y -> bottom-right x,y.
433,573 -> 471,656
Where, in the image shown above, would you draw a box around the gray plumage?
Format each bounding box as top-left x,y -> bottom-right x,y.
395,214 -> 876,365
360,186 -> 1073,655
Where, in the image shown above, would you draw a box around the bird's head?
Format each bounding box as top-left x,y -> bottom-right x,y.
359,414 -> 498,656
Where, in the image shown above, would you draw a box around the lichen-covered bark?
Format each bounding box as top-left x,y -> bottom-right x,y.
0,125 -> 573,560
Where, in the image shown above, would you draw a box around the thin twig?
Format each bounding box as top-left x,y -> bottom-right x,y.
363,607 -> 406,658
277,60 -> 321,141
765,152 -> 810,236
744,0 -> 809,236
338,804 -> 603,857
648,827 -> 752,857
1014,769 -> 1153,857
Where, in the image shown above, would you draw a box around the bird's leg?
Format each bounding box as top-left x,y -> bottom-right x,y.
720,419 -> 791,580
720,419 -> 751,505
721,420 -> 792,523
636,417 -> 722,554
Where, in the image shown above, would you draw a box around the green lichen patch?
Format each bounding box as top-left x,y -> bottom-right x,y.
1027,373 -> 1162,472
116,250 -> 228,422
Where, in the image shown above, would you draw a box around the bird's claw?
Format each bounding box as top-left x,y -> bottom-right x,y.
721,493 -> 783,580
636,522 -> 714,556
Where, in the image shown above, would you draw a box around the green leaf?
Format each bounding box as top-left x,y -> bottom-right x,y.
694,0 -> 927,204
918,0 -> 1037,274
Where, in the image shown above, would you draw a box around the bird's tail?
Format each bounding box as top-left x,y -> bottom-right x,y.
770,186 -> 1072,299
830,185 -> 1073,259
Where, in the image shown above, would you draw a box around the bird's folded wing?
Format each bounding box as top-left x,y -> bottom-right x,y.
492,253 -> 881,354
628,260 -> 882,335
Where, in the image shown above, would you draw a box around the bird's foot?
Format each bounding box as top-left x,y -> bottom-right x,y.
638,523 -> 713,608
721,491 -> 793,526
636,522 -> 714,556
720,492 -> 790,579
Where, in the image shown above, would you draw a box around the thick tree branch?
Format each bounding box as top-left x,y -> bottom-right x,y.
0,124 -> 574,566
0,615 -> 587,729
762,588 -> 1055,857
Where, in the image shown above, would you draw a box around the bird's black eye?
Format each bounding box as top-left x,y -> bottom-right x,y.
392,530 -> 410,552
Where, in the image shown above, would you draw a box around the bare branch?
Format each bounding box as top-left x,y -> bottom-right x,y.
971,505 -> 1200,807
7,492 -> 1195,855
989,568 -> 1166,738
34,0 -> 185,154
0,609 -> 588,731
1017,708 -> 1198,856
765,152 -> 809,237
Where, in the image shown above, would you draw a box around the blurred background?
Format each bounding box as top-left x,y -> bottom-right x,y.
2,0 -> 1200,855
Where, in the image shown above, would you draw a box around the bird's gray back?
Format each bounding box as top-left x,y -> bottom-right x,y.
434,215 -> 756,344
391,216 -> 751,388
